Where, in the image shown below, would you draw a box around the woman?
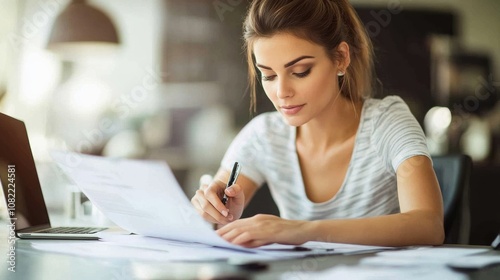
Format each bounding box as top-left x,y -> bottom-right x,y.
191,0 -> 444,248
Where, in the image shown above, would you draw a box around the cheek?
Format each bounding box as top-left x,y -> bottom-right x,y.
314,70 -> 338,92
262,84 -> 277,102
307,75 -> 338,102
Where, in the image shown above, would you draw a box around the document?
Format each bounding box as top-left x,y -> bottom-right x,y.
361,247 -> 494,267
51,151 -> 254,251
280,265 -> 468,280
98,233 -> 390,259
29,238 -> 273,262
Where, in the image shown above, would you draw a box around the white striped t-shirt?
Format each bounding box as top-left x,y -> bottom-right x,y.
221,96 -> 430,220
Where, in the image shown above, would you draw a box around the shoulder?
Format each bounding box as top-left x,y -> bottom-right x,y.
364,95 -> 415,128
364,96 -> 429,171
365,95 -> 410,115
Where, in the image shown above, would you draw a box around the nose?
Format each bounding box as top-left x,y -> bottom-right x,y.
276,77 -> 294,99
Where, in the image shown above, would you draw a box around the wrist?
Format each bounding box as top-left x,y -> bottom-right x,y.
296,220 -> 316,244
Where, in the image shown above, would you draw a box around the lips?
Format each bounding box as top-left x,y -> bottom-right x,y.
280,104 -> 305,115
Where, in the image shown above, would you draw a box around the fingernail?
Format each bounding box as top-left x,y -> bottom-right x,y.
227,187 -> 234,195
221,210 -> 228,217
227,214 -> 234,221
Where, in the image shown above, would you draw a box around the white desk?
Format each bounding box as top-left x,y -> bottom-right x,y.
1,234 -> 499,280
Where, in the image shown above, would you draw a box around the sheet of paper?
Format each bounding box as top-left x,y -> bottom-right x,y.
280,265 -> 468,280
29,239 -> 269,262
95,233 -> 281,261
51,151 -> 250,252
98,233 -> 382,259
29,241 -> 180,261
258,241 -> 392,257
360,247 -> 490,267
376,247 -> 488,259
447,255 -> 500,269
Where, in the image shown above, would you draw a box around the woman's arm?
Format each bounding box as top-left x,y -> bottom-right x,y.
217,156 -> 445,247
304,156 -> 444,246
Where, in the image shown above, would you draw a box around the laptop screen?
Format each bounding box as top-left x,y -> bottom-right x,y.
0,112 -> 51,231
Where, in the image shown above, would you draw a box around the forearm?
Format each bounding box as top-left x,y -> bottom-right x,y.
302,210 -> 444,247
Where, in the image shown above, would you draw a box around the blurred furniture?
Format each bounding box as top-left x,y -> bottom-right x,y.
241,183 -> 279,218
432,154 -> 473,244
159,0 -> 246,189
355,8 -> 456,123
469,162 -> 500,245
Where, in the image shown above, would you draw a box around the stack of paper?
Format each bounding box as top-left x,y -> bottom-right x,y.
51,151 -> 248,251
280,265 -> 468,280
281,247 -> 498,280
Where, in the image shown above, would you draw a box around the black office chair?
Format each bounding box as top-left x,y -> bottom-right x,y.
241,183 -> 279,218
432,154 -> 473,244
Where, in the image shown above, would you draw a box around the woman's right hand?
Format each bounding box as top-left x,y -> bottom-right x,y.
191,178 -> 245,226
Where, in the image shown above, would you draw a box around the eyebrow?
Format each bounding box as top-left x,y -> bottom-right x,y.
256,55 -> 315,70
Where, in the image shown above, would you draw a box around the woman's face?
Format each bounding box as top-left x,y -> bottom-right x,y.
253,33 -> 342,127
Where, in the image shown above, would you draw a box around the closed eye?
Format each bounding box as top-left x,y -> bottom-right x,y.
261,68 -> 311,81
262,75 -> 276,81
294,68 -> 311,78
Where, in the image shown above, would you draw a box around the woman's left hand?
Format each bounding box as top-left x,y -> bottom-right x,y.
216,214 -> 308,247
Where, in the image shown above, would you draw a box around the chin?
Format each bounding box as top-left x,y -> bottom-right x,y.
279,114 -> 307,127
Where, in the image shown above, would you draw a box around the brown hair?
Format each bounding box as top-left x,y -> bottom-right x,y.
243,0 -> 375,112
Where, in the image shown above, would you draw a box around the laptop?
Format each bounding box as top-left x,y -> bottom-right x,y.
0,112 -> 107,239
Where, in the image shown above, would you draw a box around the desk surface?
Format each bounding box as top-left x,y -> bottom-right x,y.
1,238 -> 499,280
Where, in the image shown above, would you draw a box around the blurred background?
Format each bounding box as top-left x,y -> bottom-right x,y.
0,0 -> 498,244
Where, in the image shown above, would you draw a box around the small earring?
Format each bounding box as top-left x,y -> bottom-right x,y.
337,71 -> 345,77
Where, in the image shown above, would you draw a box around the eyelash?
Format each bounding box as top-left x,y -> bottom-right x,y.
262,68 -> 312,81
262,75 -> 275,81
295,68 -> 311,78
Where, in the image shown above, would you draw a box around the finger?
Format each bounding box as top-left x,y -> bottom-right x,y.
205,184 -> 231,218
223,184 -> 245,207
196,190 -> 230,224
192,196 -> 219,224
239,240 -> 269,248
219,227 -> 245,243
216,221 -> 235,236
231,231 -> 255,245
231,228 -> 272,247
224,183 -> 242,197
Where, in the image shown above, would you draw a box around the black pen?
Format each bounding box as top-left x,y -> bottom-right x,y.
222,162 -> 241,205
262,246 -> 335,252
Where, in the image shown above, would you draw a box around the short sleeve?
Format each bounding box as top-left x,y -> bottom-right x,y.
372,96 -> 431,173
221,114 -> 268,186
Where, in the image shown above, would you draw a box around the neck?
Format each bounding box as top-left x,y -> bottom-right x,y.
297,97 -> 363,152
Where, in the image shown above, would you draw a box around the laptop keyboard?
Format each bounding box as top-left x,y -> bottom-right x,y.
36,227 -> 106,234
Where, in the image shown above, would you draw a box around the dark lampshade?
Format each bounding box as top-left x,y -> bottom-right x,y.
47,0 -> 120,59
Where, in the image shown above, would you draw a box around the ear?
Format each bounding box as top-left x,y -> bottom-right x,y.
336,42 -> 351,72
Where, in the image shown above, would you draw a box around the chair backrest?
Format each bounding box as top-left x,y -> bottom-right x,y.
432,154 -> 473,244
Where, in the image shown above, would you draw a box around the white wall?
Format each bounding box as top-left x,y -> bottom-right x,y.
0,1 -> 16,95
0,0 -> 164,213
2,0 -> 164,160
